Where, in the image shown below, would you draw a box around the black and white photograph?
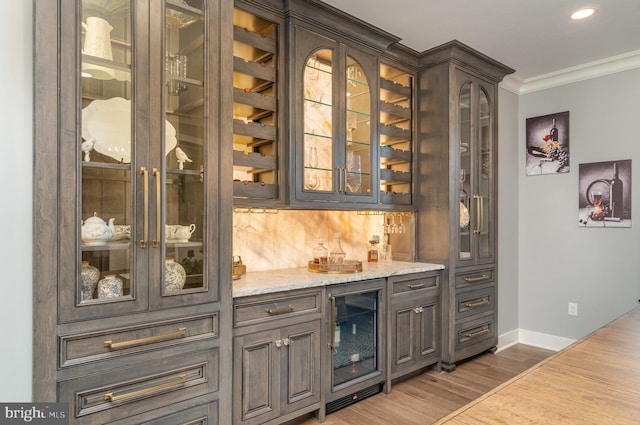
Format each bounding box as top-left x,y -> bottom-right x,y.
578,159 -> 632,228
525,111 -> 570,175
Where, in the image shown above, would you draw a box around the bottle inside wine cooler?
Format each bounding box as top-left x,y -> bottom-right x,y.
610,162 -> 623,219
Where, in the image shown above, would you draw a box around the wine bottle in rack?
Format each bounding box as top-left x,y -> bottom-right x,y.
610,162 -> 623,219
550,118 -> 558,141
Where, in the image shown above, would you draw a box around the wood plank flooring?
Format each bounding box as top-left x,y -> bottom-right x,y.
437,307 -> 640,425
294,344 -> 553,425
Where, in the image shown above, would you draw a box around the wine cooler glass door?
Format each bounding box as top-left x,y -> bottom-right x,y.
330,291 -> 378,388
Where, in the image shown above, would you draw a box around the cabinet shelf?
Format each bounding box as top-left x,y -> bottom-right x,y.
233,26 -> 276,57
233,119 -> 276,140
233,180 -> 277,199
233,150 -> 276,170
380,101 -> 410,120
380,123 -> 411,140
166,0 -> 204,19
380,77 -> 411,97
380,169 -> 411,184
380,146 -> 411,163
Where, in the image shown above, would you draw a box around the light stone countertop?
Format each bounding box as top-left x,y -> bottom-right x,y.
232,261 -> 445,298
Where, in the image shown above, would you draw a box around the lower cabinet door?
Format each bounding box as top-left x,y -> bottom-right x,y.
233,320 -> 322,425
390,296 -> 438,377
281,321 -> 322,417
234,329 -> 281,425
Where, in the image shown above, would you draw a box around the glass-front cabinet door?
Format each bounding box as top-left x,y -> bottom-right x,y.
456,70 -> 495,266
295,26 -> 377,205
60,0 -> 216,322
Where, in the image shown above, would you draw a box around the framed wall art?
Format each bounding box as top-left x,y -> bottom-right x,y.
525,111 -> 570,175
578,159 -> 631,228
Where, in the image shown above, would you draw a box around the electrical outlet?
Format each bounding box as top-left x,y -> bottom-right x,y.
568,302 -> 578,316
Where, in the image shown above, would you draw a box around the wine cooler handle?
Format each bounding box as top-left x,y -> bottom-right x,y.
152,168 -> 161,248
328,294 -> 336,349
140,167 -> 149,248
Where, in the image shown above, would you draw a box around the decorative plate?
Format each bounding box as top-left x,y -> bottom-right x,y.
460,201 -> 470,228
82,97 -> 177,163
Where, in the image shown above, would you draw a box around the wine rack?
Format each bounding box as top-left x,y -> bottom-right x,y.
379,63 -> 413,205
232,7 -> 279,203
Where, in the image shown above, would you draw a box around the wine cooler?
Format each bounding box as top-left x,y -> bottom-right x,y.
326,279 -> 386,413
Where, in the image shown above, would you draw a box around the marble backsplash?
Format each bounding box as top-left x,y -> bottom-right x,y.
233,209 -> 414,272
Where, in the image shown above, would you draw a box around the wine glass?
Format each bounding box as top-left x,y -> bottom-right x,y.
305,147 -> 320,190
346,152 -> 361,193
397,214 -> 406,234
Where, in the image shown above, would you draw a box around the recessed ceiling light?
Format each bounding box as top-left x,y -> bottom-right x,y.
570,8 -> 595,20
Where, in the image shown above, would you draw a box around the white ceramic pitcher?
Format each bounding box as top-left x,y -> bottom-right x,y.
82,17 -> 115,80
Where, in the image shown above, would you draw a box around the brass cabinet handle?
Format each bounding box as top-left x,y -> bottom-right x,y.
473,194 -> 482,234
328,295 -> 336,349
140,167 -> 149,248
104,327 -> 187,349
336,167 -> 344,193
407,283 -> 426,290
479,194 -> 484,234
265,305 -> 294,315
152,168 -> 161,248
464,298 -> 490,308
463,274 -> 489,283
464,326 -> 489,339
104,375 -> 186,402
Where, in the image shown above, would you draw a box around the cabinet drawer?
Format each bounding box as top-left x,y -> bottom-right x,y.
456,287 -> 495,320
107,399 -> 217,425
234,290 -> 322,328
59,349 -> 218,425
455,267 -> 495,290
390,272 -> 439,296
60,313 -> 219,368
454,315 -> 496,351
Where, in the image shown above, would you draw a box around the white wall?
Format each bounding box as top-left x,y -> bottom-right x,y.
497,88 -> 520,335
0,1 -> 33,401
518,69 -> 640,340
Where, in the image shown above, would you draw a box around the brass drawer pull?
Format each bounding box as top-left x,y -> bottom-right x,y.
104,327 -> 187,349
104,375 -> 186,402
407,283 -> 426,290
265,305 -> 294,315
464,298 -> 490,308
464,326 -> 489,339
463,274 -> 489,283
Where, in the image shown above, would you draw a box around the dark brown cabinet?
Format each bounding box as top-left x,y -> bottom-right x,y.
416,41 -> 513,371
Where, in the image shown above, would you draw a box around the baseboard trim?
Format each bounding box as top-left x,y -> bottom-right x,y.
497,328 -> 576,353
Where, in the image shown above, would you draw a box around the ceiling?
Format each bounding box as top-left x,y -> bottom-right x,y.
322,0 -> 640,88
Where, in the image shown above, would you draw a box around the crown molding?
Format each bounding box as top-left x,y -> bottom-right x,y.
500,49 -> 640,95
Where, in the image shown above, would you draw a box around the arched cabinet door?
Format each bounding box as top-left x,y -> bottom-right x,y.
294,25 -> 378,206
456,69 -> 496,267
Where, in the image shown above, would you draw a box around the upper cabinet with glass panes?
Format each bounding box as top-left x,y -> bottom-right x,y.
60,0 -> 219,322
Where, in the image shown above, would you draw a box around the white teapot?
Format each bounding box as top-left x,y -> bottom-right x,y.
82,213 -> 115,246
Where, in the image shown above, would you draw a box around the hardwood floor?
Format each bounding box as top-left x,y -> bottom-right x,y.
295,344 -> 554,425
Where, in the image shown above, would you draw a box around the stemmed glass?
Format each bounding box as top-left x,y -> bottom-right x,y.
305,147 -> 320,190
397,214 -> 406,234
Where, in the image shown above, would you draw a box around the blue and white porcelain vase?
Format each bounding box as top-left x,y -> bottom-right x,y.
165,258 -> 186,293
97,274 -> 123,299
80,261 -> 99,301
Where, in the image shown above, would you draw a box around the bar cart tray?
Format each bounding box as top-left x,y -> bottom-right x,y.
308,260 -> 362,274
